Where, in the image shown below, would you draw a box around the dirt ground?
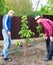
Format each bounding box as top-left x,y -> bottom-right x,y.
0,41 -> 53,65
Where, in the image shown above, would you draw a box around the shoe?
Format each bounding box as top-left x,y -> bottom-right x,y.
4,58 -> 12,62
43,57 -> 52,61
4,58 -> 8,61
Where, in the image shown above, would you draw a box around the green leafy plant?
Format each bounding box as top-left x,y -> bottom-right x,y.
19,15 -> 35,43
15,41 -> 23,47
36,24 -> 44,37
15,41 -> 21,46
39,33 -> 44,37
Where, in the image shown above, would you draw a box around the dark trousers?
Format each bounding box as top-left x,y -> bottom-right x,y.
46,37 -> 53,59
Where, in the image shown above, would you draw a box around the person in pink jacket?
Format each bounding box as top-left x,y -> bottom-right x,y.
35,16 -> 53,61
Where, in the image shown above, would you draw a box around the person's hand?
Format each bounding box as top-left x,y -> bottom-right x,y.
50,37 -> 53,42
8,31 -> 11,36
45,37 -> 48,40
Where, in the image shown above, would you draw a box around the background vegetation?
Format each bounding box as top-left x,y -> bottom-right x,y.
0,0 -> 53,16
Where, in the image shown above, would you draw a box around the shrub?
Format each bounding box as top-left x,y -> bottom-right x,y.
36,24 -> 44,37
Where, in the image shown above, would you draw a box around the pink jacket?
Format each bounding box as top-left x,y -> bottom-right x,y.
40,18 -> 53,37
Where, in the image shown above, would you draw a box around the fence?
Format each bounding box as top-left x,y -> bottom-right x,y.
0,16 -> 39,40
0,15 -> 53,40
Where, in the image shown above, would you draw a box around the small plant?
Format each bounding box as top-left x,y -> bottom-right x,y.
15,41 -> 22,47
19,15 -> 35,46
39,33 -> 44,37
15,41 -> 21,46
36,24 -> 44,37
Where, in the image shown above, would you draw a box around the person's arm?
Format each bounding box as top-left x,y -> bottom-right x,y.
40,19 -> 53,41
45,29 -> 53,42
45,29 -> 48,40
5,15 -> 9,32
5,15 -> 11,36
47,28 -> 53,41
44,26 -> 52,40
45,30 -> 48,37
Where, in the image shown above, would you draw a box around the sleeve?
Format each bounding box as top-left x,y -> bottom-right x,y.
45,28 -> 52,37
48,29 -> 52,37
46,19 -> 53,37
5,15 -> 9,32
45,29 -> 48,37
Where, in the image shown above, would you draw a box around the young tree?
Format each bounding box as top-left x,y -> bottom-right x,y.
19,15 -> 35,46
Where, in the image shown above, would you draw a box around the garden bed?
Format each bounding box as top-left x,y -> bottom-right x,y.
0,39 -> 53,65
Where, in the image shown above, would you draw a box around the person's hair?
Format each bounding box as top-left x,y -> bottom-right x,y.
8,10 -> 14,14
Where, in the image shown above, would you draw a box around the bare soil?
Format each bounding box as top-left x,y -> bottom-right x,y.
0,41 -> 53,65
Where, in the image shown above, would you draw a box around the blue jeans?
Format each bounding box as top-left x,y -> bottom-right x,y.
46,37 -> 50,53
2,29 -> 11,58
46,37 -> 53,59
